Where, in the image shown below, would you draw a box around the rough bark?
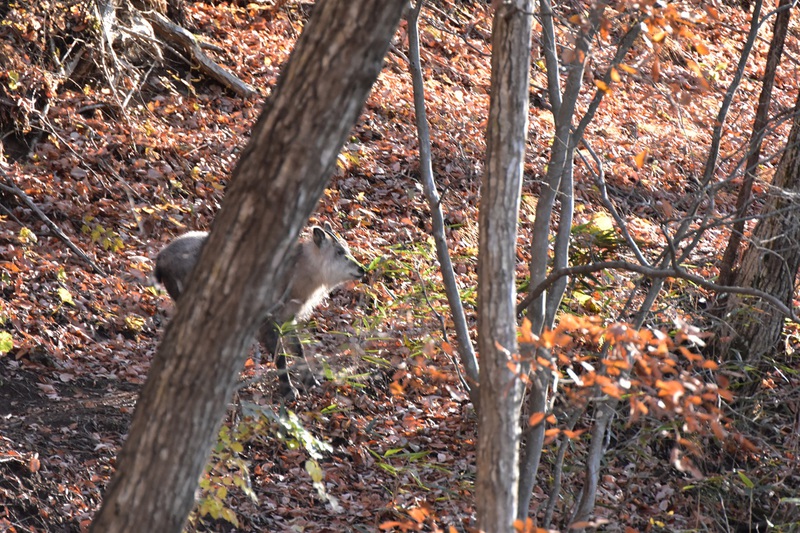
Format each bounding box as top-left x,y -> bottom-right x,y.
717,0 -> 792,288
722,91 -> 800,362
89,1 -> 407,531
476,0 -> 532,530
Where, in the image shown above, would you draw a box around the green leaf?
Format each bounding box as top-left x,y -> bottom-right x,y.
306,459 -> 323,483
8,71 -> 20,91
384,447 -> 405,458
572,291 -> 592,305
737,471 -> 755,489
0,331 -> 13,355
57,287 -> 75,306
589,212 -> 614,233
18,227 -> 37,244
220,507 -> 239,527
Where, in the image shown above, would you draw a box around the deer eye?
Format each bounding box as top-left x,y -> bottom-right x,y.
336,249 -> 345,256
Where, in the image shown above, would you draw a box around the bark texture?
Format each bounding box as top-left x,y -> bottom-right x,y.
90,1 -> 406,531
476,0 -> 533,530
717,0 -> 792,288
722,90 -> 800,362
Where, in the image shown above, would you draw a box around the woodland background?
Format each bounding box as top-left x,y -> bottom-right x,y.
0,0 -> 799,531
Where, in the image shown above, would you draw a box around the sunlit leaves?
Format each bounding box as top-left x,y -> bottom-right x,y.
634,149 -> 648,169
57,287 -> 75,306
522,315 -> 730,468
0,331 -> 13,355
18,227 -> 37,244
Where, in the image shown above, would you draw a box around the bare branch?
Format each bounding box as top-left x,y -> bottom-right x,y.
146,11 -> 258,98
516,259 -> 796,319
0,177 -> 107,276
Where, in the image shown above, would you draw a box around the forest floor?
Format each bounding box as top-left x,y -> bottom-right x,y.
1,0 -> 799,531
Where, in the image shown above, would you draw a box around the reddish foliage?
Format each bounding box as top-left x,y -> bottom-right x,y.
0,0 -> 798,531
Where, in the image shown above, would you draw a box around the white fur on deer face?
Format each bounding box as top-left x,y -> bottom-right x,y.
284,223 -> 365,322
311,223 -> 366,288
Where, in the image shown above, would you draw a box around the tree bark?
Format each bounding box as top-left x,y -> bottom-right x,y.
721,90 -> 800,362
517,3 -> 608,521
476,0 -> 532,530
407,0 -> 480,402
89,1 -> 407,532
717,0 -> 792,289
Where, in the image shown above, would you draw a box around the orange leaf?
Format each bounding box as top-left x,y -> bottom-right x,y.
529,412 -> 546,427
28,455 -> 40,473
441,341 -> 454,356
594,79 -> 610,93
657,380 -> 685,402
540,328 -> 556,348
678,346 -> 702,362
610,67 -> 620,82
562,429 -> 586,439
634,149 -> 647,169
408,506 -> 429,523
519,318 -> 536,344
711,419 -> 726,440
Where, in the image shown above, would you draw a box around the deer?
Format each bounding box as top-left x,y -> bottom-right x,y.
154,222 -> 366,399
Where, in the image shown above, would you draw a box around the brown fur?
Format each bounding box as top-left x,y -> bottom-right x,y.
154,223 -> 365,398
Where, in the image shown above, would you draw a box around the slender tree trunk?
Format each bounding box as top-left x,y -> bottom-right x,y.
89,1 -> 407,531
517,3 -> 607,521
717,0 -> 793,288
407,0 -> 480,402
477,0 -> 532,530
721,91 -> 800,362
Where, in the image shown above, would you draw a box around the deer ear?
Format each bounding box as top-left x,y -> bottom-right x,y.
312,227 -> 326,247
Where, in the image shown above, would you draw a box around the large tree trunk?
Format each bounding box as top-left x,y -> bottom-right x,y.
476,0 -> 532,530
721,89 -> 800,362
89,1 -> 407,532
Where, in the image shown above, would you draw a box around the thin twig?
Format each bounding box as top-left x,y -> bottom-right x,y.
415,268 -> 469,391
0,177 -> 106,275
516,259 -> 796,320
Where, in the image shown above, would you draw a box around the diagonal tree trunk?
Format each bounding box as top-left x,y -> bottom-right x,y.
89,1 -> 407,531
